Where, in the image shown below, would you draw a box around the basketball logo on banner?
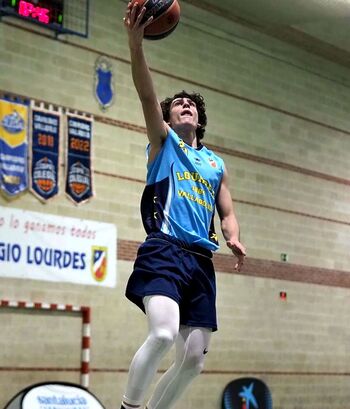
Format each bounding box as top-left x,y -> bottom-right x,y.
65,114 -> 94,204
0,98 -> 29,198
33,157 -> 56,194
68,161 -> 90,197
30,105 -> 61,202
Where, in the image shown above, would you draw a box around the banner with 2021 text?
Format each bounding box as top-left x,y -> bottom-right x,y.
0,206 -> 117,287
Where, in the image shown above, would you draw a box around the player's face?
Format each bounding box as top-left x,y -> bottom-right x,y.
169,97 -> 199,129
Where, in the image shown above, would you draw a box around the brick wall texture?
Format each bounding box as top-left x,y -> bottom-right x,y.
0,0 -> 350,408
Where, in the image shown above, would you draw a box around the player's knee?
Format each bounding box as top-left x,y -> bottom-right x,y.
150,328 -> 176,351
182,352 -> 205,376
190,358 -> 205,376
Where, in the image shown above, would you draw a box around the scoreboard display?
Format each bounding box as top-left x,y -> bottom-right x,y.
1,0 -> 64,27
1,0 -> 89,38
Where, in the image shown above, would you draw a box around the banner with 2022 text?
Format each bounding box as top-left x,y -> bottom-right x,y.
0,206 -> 117,287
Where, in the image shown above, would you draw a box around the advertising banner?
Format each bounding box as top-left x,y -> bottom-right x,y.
222,377 -> 273,409
0,206 -> 117,287
4,382 -> 106,409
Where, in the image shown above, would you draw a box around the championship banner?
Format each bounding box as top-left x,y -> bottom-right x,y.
0,206 -> 117,287
30,106 -> 61,202
65,114 -> 94,204
0,98 -> 29,197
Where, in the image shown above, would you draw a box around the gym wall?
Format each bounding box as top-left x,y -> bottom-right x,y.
0,0 -> 349,408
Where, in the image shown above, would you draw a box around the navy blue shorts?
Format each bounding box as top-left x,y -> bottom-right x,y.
125,232 -> 217,331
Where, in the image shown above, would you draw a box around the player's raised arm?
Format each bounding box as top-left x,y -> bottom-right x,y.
123,2 -> 167,152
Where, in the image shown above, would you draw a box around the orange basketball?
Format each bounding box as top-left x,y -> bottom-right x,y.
131,0 -> 181,40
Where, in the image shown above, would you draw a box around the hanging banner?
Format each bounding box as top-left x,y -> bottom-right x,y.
30,107 -> 61,202
0,206 -> 117,287
0,98 -> 29,198
65,114 -> 94,204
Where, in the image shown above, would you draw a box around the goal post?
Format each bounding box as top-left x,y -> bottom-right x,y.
0,299 -> 91,388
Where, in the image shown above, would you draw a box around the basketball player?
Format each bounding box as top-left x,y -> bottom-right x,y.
121,3 -> 246,409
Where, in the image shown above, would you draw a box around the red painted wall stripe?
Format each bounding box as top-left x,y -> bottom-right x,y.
0,367 -> 348,377
116,238 -> 350,289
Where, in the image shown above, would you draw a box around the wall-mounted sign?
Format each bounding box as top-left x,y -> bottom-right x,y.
222,377 -> 273,409
1,0 -> 64,26
0,0 -> 90,38
94,56 -> 114,111
4,382 -> 106,409
0,206 -> 117,287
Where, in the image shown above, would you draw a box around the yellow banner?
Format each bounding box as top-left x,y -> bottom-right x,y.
0,99 -> 28,148
0,98 -> 29,197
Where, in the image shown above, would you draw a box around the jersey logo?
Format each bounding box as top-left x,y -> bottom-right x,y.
178,139 -> 188,155
209,158 -> 217,168
210,233 -> 218,242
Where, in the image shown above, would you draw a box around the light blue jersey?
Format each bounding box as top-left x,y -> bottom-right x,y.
141,128 -> 225,251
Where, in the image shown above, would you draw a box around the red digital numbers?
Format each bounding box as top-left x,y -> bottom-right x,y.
18,0 -> 50,24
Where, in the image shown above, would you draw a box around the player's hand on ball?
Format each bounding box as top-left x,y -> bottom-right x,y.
123,2 -> 153,47
226,240 -> 246,271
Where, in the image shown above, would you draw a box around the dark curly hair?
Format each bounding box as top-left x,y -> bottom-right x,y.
160,91 -> 207,141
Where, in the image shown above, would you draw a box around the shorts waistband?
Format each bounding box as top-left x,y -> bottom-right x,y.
146,232 -> 213,259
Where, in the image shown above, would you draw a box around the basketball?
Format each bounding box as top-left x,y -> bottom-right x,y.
131,0 -> 181,40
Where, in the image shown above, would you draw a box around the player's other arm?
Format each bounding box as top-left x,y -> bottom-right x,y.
216,168 -> 246,271
124,2 -> 167,159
